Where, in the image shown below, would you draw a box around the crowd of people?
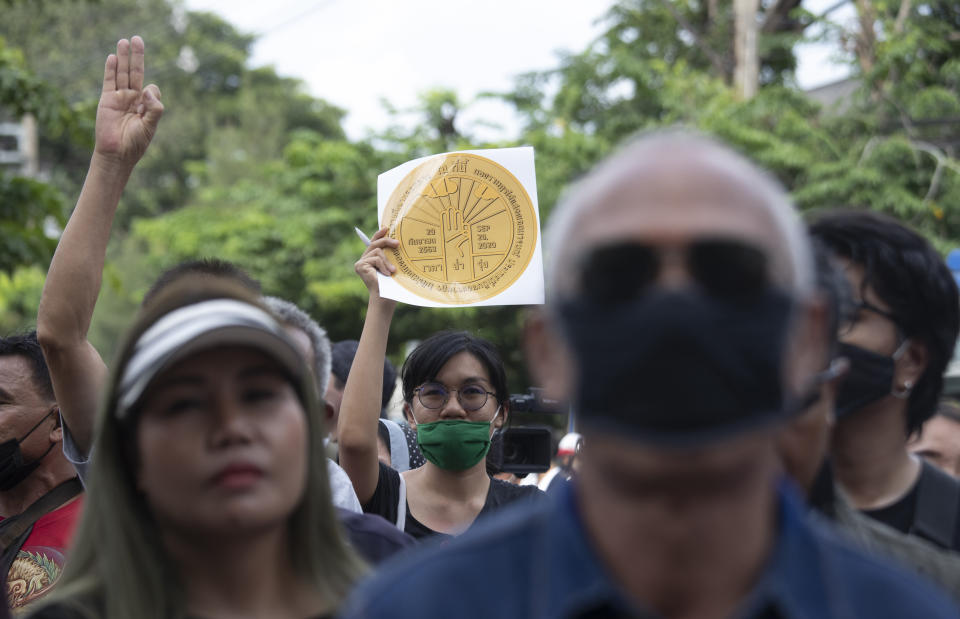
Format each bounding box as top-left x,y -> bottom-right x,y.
1,35 -> 959,618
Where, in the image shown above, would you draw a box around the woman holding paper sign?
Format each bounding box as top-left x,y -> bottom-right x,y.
338,228 -> 542,540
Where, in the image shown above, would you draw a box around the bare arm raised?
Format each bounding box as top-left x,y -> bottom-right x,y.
37,36 -> 163,455
338,228 -> 398,503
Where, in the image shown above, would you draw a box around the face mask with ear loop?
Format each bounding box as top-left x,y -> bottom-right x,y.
0,409 -> 57,491
794,357 -> 850,412
833,340 -> 912,420
415,406 -> 502,471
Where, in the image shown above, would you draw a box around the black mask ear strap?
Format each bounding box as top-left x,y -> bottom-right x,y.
789,359 -> 847,414
30,441 -> 56,465
805,358 -> 848,402
820,358 -> 848,383
17,409 -> 56,444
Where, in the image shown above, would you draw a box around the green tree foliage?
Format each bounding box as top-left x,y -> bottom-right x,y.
0,0 -> 345,225
4,0 -> 960,391
377,89 -> 471,158
499,1 -> 960,242
0,36 -> 76,275
0,267 -> 45,333
93,128 -> 534,387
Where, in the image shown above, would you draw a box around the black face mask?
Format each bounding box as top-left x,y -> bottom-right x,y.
0,410 -> 56,492
833,342 -> 904,420
556,288 -> 796,445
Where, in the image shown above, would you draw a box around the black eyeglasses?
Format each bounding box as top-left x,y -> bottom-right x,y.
576,238 -> 770,304
415,382 -> 496,411
838,300 -> 901,336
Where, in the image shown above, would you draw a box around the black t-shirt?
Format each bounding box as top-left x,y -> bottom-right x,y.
862,483 -> 917,534
362,461 -> 543,540
862,461 -> 960,551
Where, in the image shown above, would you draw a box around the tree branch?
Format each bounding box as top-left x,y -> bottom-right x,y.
818,0 -> 851,19
911,140 -> 960,194
761,0 -> 803,34
925,159 -> 944,204
877,88 -> 916,137
863,138 -> 959,209
858,136 -> 882,166
853,0 -> 877,74
735,0 -> 760,99
894,0 -> 912,34
657,0 -> 729,78
761,0 -> 850,33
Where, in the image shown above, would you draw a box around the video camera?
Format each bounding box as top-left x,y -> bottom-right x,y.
489,388 -> 567,475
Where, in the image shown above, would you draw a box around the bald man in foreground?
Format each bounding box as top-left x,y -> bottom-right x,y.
341,133 -> 958,618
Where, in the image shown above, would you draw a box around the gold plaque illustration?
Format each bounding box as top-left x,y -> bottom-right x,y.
382,153 -> 537,304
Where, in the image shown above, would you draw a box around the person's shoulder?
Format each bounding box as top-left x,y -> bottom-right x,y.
808,515 -> 960,617
338,513 -> 415,564
39,493 -> 84,523
488,477 -> 545,504
914,460 -> 960,550
337,508 -> 414,549
29,484 -> 84,545
341,494 -> 552,617
839,499 -> 960,597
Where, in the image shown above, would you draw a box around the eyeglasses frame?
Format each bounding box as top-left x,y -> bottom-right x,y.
413,382 -> 498,412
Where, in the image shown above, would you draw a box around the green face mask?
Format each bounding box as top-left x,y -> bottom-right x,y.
416,410 -> 499,471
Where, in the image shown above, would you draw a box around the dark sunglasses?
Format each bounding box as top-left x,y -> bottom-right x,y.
576,238 -> 771,304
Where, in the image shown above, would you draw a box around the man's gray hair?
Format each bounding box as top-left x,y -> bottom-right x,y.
544,129 -> 814,301
263,296 -> 331,395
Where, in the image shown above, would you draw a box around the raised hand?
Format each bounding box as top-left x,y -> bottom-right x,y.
355,227 -> 399,299
94,36 -> 164,166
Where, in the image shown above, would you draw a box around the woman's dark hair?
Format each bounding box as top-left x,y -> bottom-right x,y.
331,340 -> 397,412
809,210 -> 960,435
35,275 -> 364,619
401,331 -> 508,405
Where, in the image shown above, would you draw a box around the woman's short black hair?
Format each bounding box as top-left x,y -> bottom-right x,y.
401,331 -> 508,405
809,210 -> 960,435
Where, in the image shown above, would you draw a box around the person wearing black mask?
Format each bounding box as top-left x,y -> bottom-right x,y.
0,333 -> 82,612
776,243 -> 960,599
810,211 -> 960,552
340,132 -> 958,618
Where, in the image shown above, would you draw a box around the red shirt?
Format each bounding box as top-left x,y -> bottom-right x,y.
3,497 -> 83,610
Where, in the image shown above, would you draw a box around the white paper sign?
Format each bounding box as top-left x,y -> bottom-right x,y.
375,147 -> 544,307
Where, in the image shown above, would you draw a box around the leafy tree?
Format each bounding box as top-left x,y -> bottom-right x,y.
0,36 -> 78,275
6,0 -> 960,389
0,266 -> 45,332
0,0 -> 347,226
497,1 -> 960,241
377,89 -> 468,158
